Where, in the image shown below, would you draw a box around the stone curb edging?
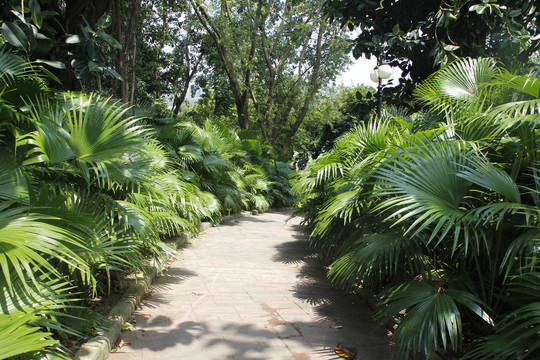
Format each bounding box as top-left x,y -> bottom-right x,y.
74,267 -> 158,360
73,209 -> 270,360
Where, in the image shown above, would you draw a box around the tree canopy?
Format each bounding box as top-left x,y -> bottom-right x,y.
190,0 -> 350,152
324,0 -> 539,82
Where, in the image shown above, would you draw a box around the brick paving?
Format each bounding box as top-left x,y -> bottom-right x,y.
108,210 -> 393,360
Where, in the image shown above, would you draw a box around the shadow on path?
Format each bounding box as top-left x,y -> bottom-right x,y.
273,236 -> 389,347
109,212 -> 393,360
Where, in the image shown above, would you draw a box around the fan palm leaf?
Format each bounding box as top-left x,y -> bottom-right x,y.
376,280 -> 493,356
374,137 -> 474,246
415,58 -> 503,141
416,58 -> 496,108
328,232 -> 427,291
457,154 -> 521,203
1,274 -> 85,340
0,311 -> 60,360
0,154 -> 29,202
21,95 -> 151,188
0,46 -> 47,112
0,205 -> 89,296
500,229 -> 540,278
293,56 -> 540,359
466,272 -> 540,359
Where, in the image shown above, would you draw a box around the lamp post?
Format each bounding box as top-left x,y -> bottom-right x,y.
369,63 -> 393,118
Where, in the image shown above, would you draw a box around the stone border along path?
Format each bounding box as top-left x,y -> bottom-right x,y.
106,210 -> 393,360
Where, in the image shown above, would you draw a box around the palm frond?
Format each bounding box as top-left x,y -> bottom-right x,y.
374,137 -> 473,246
465,301 -> 540,360
0,155 -> 29,202
376,280 -> 492,356
0,46 -> 47,110
416,58 -> 496,107
500,230 -> 540,279
492,73 -> 540,99
0,206 -> 89,296
312,188 -> 362,238
457,154 -> 521,203
0,311 -> 59,360
22,95 -> 151,188
328,232 -> 426,290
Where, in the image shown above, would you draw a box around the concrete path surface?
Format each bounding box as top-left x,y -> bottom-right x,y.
109,210 -> 393,360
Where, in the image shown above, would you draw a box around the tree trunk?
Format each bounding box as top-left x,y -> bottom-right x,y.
172,53 -> 203,116
128,0 -> 140,104
129,35 -> 138,104
189,0 -> 261,130
281,23 -> 324,153
115,1 -> 127,102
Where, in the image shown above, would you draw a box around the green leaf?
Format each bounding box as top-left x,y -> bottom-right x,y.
469,4 -> 486,14
71,59 -> 85,69
97,31 -> 122,49
35,32 -> 49,40
466,301 -> 540,359
443,44 -> 460,52
2,22 -> 29,50
74,65 -> 89,79
96,14 -> 112,29
103,67 -> 123,80
457,155 -> 521,204
65,34 -> 81,44
29,0 -> 41,14
376,280 -> 491,355
34,59 -> 66,69
87,60 -> 103,72
86,40 -> 100,60
508,9 -> 522,17
0,312 -> 58,360
39,10 -> 59,18
28,0 -> 42,28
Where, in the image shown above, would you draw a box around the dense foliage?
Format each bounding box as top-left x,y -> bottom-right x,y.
3,1 -> 538,359
324,0 -> 539,81
0,46 -> 293,358
293,57 -> 540,359
290,85 -> 372,159
190,0 -> 351,152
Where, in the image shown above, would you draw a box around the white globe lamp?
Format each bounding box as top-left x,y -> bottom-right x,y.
377,64 -> 393,79
369,69 -> 379,83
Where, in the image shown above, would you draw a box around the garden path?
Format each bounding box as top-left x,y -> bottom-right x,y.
108,210 -> 393,360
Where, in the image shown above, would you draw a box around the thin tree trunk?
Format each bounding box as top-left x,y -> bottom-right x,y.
172,53 -> 203,116
190,0 -> 261,129
128,0 -> 140,104
129,37 -> 138,104
281,23 -> 324,153
272,39 -> 309,142
115,1 -> 127,102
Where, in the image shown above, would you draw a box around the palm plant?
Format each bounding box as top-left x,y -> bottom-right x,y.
0,46 -> 211,356
0,41 -> 294,357
236,129 -> 294,208
153,118 -> 290,215
293,57 -> 540,359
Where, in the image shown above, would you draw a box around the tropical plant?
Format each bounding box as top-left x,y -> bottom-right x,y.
152,117 -> 294,215
293,57 -> 540,359
0,45 -> 222,357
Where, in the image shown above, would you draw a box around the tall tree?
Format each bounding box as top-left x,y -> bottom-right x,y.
190,0 -> 262,129
113,0 -> 141,103
190,0 -> 349,152
135,0 -> 206,109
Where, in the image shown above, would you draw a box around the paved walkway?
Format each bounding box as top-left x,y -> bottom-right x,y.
109,211 -> 393,360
